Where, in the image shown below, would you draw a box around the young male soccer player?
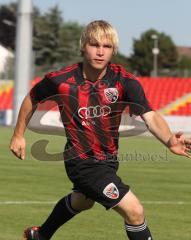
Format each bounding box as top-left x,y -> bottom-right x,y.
10,20 -> 191,240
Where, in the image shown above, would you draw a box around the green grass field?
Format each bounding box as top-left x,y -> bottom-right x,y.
1,126 -> 191,240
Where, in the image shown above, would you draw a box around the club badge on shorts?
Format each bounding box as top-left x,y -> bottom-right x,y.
103,182 -> 119,199
104,88 -> 119,103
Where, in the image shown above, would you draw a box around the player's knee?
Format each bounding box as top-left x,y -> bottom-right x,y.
80,199 -> 95,211
126,203 -> 145,225
114,191 -> 145,224
71,192 -> 95,211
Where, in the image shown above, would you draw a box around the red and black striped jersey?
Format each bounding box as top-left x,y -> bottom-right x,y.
30,63 -> 152,161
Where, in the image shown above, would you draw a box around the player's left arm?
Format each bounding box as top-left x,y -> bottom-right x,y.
122,77 -> 191,158
142,111 -> 191,158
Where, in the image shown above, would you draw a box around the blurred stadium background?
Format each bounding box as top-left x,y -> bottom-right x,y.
0,0 -> 191,239
0,1 -> 191,130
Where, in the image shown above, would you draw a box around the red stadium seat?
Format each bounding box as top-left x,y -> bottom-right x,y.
0,77 -> 191,116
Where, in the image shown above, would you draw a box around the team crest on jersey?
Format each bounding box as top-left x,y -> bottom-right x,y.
103,183 -> 119,199
104,88 -> 119,103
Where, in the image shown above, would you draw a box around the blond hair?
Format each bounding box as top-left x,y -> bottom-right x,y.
80,20 -> 119,55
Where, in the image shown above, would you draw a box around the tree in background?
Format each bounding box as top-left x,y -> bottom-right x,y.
112,52 -> 131,71
33,6 -> 65,74
130,29 -> 178,76
2,3 -> 185,77
33,9 -> 84,74
33,7 -> 130,75
178,56 -> 191,69
177,56 -> 191,77
58,22 -> 83,66
0,3 -> 16,50
0,3 -> 131,76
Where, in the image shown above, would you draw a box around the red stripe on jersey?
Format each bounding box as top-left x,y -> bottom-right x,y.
96,87 -> 116,157
66,76 -> 76,84
58,82 -> 71,124
59,82 -> 95,160
58,82 -> 82,160
47,63 -> 78,78
110,64 -> 137,79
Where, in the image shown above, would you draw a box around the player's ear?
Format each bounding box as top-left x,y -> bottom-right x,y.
80,44 -> 86,56
80,49 -> 84,56
113,48 -> 117,55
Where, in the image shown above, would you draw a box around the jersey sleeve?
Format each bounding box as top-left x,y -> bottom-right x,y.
30,76 -> 58,103
122,78 -> 152,116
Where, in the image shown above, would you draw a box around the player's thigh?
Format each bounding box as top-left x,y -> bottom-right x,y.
113,190 -> 144,221
71,191 -> 95,211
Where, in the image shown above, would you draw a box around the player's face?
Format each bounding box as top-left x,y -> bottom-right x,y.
82,38 -> 114,70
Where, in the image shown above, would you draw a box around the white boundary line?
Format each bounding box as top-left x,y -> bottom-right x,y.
0,200 -> 191,205
143,201 -> 191,205
0,201 -> 56,205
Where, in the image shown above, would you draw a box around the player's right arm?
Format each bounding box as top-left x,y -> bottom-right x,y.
10,75 -> 58,160
9,94 -> 37,160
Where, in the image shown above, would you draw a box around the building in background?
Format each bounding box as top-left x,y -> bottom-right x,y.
0,44 -> 14,79
177,46 -> 191,59
176,46 -> 191,77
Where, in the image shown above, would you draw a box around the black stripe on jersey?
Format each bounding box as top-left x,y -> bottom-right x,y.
103,77 -> 125,153
109,100 -> 126,150
75,62 -> 86,85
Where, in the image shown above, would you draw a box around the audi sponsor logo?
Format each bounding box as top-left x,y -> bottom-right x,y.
78,105 -> 111,119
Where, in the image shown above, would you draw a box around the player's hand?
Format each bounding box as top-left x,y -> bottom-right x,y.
9,135 -> 26,160
168,132 -> 191,158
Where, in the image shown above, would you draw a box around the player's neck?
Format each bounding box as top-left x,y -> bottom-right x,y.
82,61 -> 107,82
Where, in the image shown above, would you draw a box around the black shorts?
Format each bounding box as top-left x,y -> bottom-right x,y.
64,158 -> 130,210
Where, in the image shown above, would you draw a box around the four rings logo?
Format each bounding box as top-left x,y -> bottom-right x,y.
78,105 -> 111,119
